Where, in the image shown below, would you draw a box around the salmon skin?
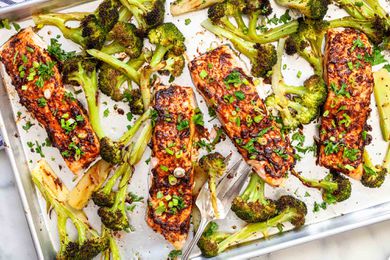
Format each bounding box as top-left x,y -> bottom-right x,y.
146,84 -> 197,249
0,28 -> 100,174
319,29 -> 374,179
189,45 -> 295,186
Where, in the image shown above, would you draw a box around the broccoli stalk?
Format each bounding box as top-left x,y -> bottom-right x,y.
97,119 -> 153,230
198,195 -> 307,257
274,0 -> 329,19
384,144 -> 390,173
102,226 -> 121,260
33,0 -> 120,49
265,38 -> 327,129
291,170 -> 352,204
201,19 -> 277,77
231,173 -> 278,223
32,164 -> 108,259
198,153 -> 228,218
99,108 -> 151,164
119,0 -> 165,34
62,57 -> 105,139
373,69 -> 390,141
362,149 -> 387,188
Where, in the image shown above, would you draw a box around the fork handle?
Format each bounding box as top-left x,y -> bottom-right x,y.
181,218 -> 209,260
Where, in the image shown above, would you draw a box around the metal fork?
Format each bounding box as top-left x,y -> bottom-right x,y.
181,159 -> 252,260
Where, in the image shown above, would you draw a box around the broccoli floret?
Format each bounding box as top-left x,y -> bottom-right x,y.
199,195 -> 307,257
161,52 -> 185,77
362,149 -> 387,188
202,19 -> 277,77
147,22 -> 186,68
197,222 -> 231,258
274,0 -> 329,19
62,56 -> 105,139
207,0 -> 298,43
265,38 -> 326,129
198,153 -> 227,217
119,0 -> 165,35
33,0 -> 120,49
291,170 -> 352,204
232,173 -> 278,222
101,22 -> 143,58
32,165 -> 108,259
124,89 -> 144,115
97,119 -> 153,230
99,64 -> 129,101
99,108 -> 151,164
333,0 -> 390,35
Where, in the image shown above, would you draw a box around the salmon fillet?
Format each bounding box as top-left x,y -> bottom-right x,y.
0,28 -> 100,174
189,45 -> 295,186
319,29 -> 374,179
146,85 -> 196,249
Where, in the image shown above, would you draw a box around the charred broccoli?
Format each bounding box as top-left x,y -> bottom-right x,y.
101,22 -> 143,58
274,0 -> 329,19
231,173 -> 278,222
202,19 -> 277,77
125,89 -> 144,115
62,56 -> 105,139
32,163 -> 108,259
291,170 -> 352,204
97,120 -> 153,230
119,0 -> 165,34
33,0 -> 120,49
99,108 -> 151,164
362,149 -> 387,188
198,195 -> 307,257
265,38 -> 327,129
198,153 -> 227,217
206,0 -> 299,44
147,22 -> 186,68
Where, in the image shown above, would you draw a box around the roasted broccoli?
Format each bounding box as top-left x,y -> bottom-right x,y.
198,153 -> 227,217
32,163 -> 108,259
231,172 -> 278,222
265,38 -> 327,129
291,170 -> 352,204
101,22 -> 143,58
206,0 -> 299,44
98,53 -> 147,102
99,108 -> 151,164
274,0 -> 329,19
147,22 -> 186,68
198,195 -> 307,257
62,56 -> 105,139
202,19 -> 277,77
97,120 -> 153,230
33,0 -> 120,49
119,0 -> 165,34
102,226 -> 121,260
333,0 -> 390,35
362,149 -> 387,188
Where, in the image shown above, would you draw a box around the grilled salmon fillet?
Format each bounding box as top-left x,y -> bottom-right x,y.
189,45 -> 295,186
319,29 -> 374,179
0,28 -> 100,173
146,85 -> 196,249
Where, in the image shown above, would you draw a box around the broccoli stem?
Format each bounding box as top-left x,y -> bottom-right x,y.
209,171 -> 219,218
129,121 -> 153,165
118,7 -> 133,22
247,12 -> 261,40
69,64 -> 105,139
33,13 -> 87,45
87,49 -> 140,84
102,226 -> 121,260
57,215 -> 70,255
241,173 -> 267,204
383,144 -> 390,173
373,69 -> 390,141
119,108 -> 151,144
291,170 -> 338,192
327,17 -> 380,43
100,42 -> 128,55
150,45 -> 169,68
334,0 -> 375,19
218,209 -> 295,252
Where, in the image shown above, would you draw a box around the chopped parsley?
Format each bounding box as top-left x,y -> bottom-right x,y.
47,37 -> 76,62
176,116 -> 189,131
184,18 -> 191,25
234,90 -> 246,100
351,37 -> 365,51
168,250 -> 182,259
324,140 -> 340,155
330,82 -> 350,98
37,97 -> 47,107
223,70 -> 244,86
343,147 -> 359,161
364,46 -> 387,65
313,201 -> 327,212
103,108 -> 110,117
22,121 -> 33,131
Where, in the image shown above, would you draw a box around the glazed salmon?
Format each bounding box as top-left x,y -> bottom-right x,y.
189,45 -> 295,186
319,29 -> 374,179
146,85 -> 197,249
0,28 -> 100,174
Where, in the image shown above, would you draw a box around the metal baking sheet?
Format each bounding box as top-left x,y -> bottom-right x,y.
0,0 -> 390,259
